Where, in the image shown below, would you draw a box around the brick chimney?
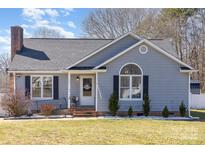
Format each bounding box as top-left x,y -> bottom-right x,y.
11,26 -> 23,61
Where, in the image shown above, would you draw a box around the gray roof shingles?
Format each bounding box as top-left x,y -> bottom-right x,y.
9,38 -> 113,71
9,37 -> 178,71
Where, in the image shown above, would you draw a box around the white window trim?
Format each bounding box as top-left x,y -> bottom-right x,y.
119,63 -> 143,101
30,75 -> 53,100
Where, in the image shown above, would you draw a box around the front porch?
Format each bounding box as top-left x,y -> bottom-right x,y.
68,72 -> 98,115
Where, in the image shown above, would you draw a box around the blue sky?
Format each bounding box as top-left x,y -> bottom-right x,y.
0,8 -> 94,55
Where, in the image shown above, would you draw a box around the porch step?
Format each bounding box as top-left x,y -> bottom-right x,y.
75,108 -> 95,111
73,110 -> 96,117
73,113 -> 96,117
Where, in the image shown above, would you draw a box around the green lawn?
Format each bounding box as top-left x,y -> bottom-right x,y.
191,109 -> 205,120
0,119 -> 205,144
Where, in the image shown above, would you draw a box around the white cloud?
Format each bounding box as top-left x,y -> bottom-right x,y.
22,8 -> 45,21
61,8 -> 74,16
68,21 -> 76,29
22,8 -> 59,21
36,19 -> 50,26
20,24 -> 29,29
24,29 -> 32,38
0,36 -> 10,45
0,35 -> 10,54
21,9 -> 75,38
44,9 -> 59,17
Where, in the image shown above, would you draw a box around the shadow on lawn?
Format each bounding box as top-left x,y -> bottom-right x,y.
191,109 -> 205,121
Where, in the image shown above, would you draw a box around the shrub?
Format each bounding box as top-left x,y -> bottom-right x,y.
162,105 -> 169,118
0,91 -> 30,117
128,106 -> 133,117
108,93 -> 119,116
179,101 -> 186,117
40,104 -> 55,116
143,95 -> 150,116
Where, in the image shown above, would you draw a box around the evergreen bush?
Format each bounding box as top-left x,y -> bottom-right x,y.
128,106 -> 133,117
162,105 -> 169,118
143,95 -> 150,116
179,101 -> 186,117
108,93 -> 119,116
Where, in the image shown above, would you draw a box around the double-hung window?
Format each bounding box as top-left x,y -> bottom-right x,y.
31,75 -> 53,99
119,64 -> 142,100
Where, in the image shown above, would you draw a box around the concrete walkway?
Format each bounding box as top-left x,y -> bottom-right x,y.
1,114 -> 200,121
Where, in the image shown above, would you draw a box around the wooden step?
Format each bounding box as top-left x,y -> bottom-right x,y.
73,111 -> 96,117
75,108 -> 95,111
73,111 -> 95,114
73,114 -> 96,117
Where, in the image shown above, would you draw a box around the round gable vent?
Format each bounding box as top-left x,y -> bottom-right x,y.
139,45 -> 148,54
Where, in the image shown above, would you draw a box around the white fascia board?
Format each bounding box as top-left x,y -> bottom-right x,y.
7,70 -> 64,74
9,69 -> 107,74
180,69 -> 198,73
65,32 -> 141,70
61,69 -> 107,74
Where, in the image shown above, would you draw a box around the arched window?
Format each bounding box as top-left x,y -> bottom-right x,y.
119,63 -> 142,100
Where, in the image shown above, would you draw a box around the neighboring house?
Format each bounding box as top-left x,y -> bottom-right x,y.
8,26 -> 197,116
190,80 -> 201,94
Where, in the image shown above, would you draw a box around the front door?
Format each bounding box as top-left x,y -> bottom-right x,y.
80,76 -> 94,106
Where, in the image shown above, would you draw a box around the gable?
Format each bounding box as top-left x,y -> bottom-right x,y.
105,43 -> 187,76
67,33 -> 140,69
94,39 -> 194,70
72,34 -> 140,68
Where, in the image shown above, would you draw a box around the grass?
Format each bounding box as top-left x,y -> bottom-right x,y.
0,119 -> 205,144
191,109 -> 205,120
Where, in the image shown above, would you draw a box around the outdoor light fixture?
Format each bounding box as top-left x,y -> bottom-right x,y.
76,76 -> 80,80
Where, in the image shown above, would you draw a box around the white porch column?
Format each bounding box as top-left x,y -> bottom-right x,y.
95,72 -> 98,111
68,72 -> 71,108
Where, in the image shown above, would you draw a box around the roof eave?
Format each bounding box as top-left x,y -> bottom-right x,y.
180,69 -> 198,73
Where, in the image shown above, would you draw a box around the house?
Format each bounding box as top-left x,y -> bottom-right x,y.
8,26 -> 197,116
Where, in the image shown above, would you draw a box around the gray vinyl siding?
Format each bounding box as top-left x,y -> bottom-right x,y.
70,74 -> 80,98
76,35 -> 139,67
16,74 -> 68,102
58,74 -> 68,100
16,75 -> 25,96
97,43 -> 189,112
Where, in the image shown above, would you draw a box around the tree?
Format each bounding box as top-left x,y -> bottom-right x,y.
0,53 -> 9,93
82,8 -> 159,39
0,90 -> 31,117
108,93 -> 119,116
0,53 -> 9,73
33,27 -> 65,38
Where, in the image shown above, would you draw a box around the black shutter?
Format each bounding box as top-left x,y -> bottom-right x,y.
143,75 -> 149,98
53,76 -> 59,99
25,76 -> 30,97
113,75 -> 119,99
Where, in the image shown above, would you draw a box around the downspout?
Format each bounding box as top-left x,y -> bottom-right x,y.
188,72 -> 192,118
